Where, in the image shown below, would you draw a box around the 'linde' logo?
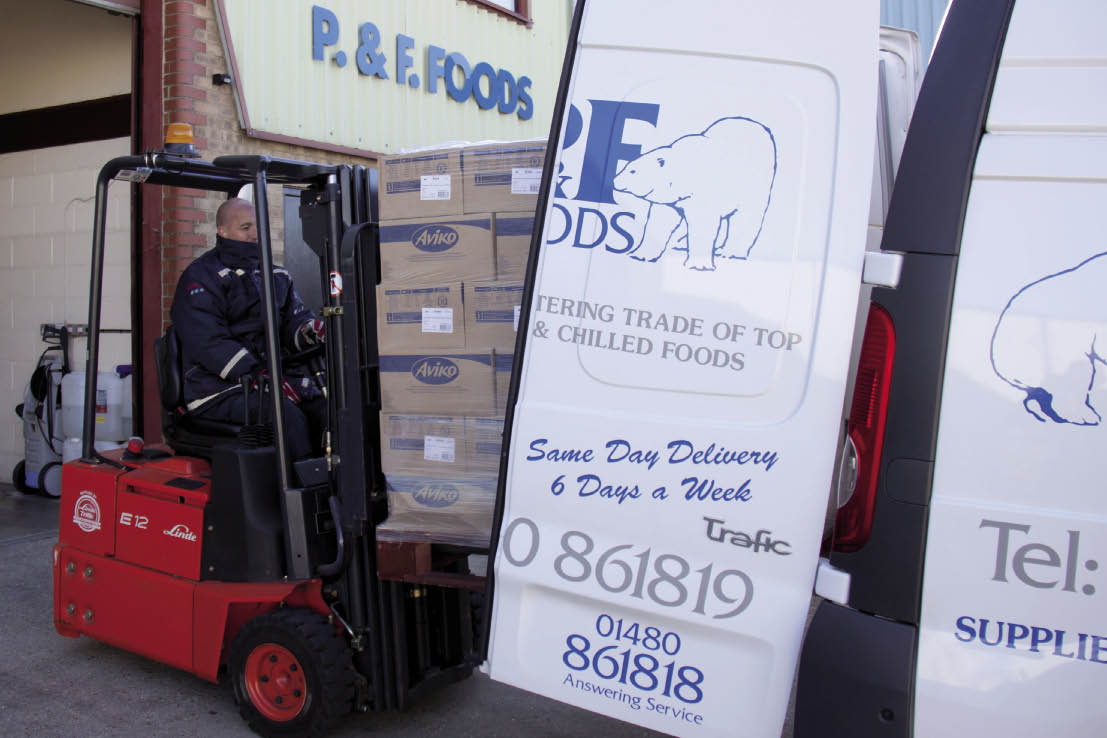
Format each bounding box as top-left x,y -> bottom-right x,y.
412,357 -> 459,385
414,484 -> 460,508
412,225 -> 459,252
163,524 -> 198,543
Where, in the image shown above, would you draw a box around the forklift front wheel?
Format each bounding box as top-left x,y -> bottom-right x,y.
229,608 -> 355,738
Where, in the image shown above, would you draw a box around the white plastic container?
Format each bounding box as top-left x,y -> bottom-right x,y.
62,371 -> 125,442
62,437 -> 81,464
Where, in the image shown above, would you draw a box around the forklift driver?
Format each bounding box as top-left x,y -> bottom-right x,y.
169,197 -> 326,460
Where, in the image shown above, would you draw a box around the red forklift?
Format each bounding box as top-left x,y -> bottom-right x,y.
53,128 -> 487,737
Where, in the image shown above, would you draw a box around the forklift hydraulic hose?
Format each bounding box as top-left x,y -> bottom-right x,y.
316,494 -> 346,577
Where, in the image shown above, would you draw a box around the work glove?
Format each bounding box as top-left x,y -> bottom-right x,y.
254,369 -> 302,405
296,318 -> 325,349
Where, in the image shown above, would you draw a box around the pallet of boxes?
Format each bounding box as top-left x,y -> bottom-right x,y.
376,141 -> 543,550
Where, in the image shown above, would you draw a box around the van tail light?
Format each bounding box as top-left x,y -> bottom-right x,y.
833,303 -> 895,553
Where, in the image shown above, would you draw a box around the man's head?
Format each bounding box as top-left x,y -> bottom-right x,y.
216,198 -> 257,243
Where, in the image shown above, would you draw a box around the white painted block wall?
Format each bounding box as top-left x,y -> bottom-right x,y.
0,136 -> 131,481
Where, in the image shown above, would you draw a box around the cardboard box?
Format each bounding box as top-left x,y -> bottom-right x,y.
377,282 -> 465,351
380,352 -> 495,415
463,142 -> 546,214
494,213 -> 535,279
380,472 -> 497,545
379,214 -> 495,283
467,416 -> 505,474
379,414 -> 466,475
493,351 -> 515,413
379,414 -> 504,475
465,280 -> 523,350
379,148 -> 463,219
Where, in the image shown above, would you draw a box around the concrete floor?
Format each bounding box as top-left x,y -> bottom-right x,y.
0,483 -> 59,541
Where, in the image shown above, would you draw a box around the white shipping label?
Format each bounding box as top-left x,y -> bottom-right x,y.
514,304 -> 521,332
423,435 -> 456,463
511,168 -> 542,195
420,174 -> 452,200
422,307 -> 454,333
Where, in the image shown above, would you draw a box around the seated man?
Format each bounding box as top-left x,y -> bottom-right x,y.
170,197 -> 325,460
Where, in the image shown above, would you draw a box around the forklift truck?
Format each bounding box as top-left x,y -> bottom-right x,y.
53,130 -> 484,738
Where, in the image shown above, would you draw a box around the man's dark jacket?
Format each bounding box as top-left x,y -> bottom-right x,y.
169,235 -> 319,413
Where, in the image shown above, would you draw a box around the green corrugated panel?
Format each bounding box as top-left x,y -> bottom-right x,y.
218,0 -> 573,155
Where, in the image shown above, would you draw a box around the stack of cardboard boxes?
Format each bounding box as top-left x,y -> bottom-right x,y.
376,141 -> 543,546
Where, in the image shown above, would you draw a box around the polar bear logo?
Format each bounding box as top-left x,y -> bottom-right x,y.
612,116 -> 777,271
990,251 -> 1107,426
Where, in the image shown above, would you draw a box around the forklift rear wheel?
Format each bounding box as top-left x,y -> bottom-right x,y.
229,608 -> 355,738
12,460 -> 32,494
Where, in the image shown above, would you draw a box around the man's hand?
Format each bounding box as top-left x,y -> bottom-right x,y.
254,369 -> 302,404
297,318 -> 325,348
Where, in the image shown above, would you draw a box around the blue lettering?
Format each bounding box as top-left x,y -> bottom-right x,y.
1054,629 -> 1076,658
445,51 -> 473,103
978,619 -> 1003,647
955,616 -> 976,642
668,440 -> 693,463
516,76 -> 534,121
681,476 -> 753,503
563,105 -> 584,150
545,204 -> 642,255
608,211 -> 637,254
356,22 -> 388,79
573,207 -> 607,249
427,45 -> 447,93
396,34 -> 415,86
311,12 -> 526,117
1092,636 -> 1107,664
547,203 -> 571,245
311,5 -> 339,61
576,100 -> 660,204
576,473 -> 641,505
955,616 -> 1107,665
527,438 -> 548,461
1006,623 -> 1029,649
497,68 -> 518,114
665,440 -> 779,471
577,474 -> 600,497
471,62 -> 498,110
1030,626 -> 1053,652
604,440 -> 660,470
526,438 -> 594,463
606,439 -> 630,463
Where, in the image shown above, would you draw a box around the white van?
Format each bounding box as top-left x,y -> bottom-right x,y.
481,1 -> 882,736
796,0 -> 1107,736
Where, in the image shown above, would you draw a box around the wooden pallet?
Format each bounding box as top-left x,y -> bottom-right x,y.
375,532 -> 488,591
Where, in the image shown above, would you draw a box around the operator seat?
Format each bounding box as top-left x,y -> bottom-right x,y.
155,325 -> 292,582
154,325 -> 243,457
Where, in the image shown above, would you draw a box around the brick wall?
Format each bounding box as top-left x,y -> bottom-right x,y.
158,0 -> 375,328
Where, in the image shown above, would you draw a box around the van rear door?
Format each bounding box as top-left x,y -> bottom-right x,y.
484,2 -> 878,736
914,1 -> 1107,734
